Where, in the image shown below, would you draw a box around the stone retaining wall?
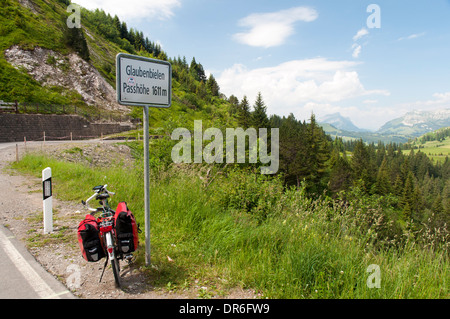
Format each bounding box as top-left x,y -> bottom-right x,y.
0,114 -> 134,143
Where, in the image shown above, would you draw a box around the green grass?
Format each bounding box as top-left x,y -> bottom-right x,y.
9,151 -> 449,299
404,136 -> 450,163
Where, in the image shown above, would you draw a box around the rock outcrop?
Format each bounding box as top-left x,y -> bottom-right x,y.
4,45 -> 129,113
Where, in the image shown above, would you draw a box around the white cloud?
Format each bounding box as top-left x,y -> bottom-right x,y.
353,28 -> 369,41
397,32 -> 426,41
432,92 -> 450,102
73,0 -> 181,20
351,28 -> 369,59
352,44 -> 362,58
399,91 -> 450,110
363,99 -> 378,104
217,58 -> 389,118
233,7 -> 318,48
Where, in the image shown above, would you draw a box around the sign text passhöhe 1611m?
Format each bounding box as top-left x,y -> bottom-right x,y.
123,65 -> 167,96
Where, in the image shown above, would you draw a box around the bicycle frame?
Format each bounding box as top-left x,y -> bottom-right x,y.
82,184 -> 122,288
98,208 -> 115,259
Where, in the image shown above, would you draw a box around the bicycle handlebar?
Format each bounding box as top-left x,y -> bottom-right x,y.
82,184 -> 115,212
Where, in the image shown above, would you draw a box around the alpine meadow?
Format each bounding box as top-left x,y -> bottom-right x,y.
1,0 -> 449,300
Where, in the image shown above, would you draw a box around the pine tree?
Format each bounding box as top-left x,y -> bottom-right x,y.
351,139 -> 372,191
190,58 -> 206,82
270,114 -> 283,129
112,15 -> 121,33
133,31 -> 144,51
431,194 -> 444,216
400,172 -> 415,220
206,74 -> 220,96
128,28 -> 136,47
65,26 -> 90,61
428,193 -> 449,230
279,114 -> 305,187
120,21 -> 128,39
228,95 -> 240,116
301,114 -> 330,194
402,202 -> 412,221
412,185 -> 424,221
393,174 -> 403,197
251,92 -> 270,129
328,148 -> 352,195
237,96 -> 251,129
376,141 -> 386,166
374,157 -> 391,195
182,56 -> 188,69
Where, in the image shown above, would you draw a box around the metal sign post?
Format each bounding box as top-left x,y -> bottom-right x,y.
143,105 -> 151,266
116,53 -> 172,266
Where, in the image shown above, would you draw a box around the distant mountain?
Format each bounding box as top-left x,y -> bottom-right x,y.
319,122 -> 409,144
319,113 -> 366,132
377,109 -> 450,137
319,109 -> 450,144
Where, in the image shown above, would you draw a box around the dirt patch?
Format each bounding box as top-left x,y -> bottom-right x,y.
0,140 -> 257,299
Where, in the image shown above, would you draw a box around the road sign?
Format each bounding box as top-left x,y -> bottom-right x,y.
116,53 -> 172,266
116,53 -> 172,108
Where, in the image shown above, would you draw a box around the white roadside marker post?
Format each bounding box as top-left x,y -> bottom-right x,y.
42,167 -> 53,234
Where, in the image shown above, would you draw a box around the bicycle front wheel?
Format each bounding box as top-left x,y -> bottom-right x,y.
111,256 -> 121,288
105,231 -> 121,289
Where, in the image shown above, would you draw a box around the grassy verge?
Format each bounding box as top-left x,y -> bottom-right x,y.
9,151 -> 449,299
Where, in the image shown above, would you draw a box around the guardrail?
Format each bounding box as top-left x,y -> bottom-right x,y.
0,101 -> 19,113
0,101 -> 140,124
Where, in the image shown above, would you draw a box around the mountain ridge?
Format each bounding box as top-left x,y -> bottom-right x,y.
319,109 -> 450,143
319,112 -> 367,132
378,108 -> 450,136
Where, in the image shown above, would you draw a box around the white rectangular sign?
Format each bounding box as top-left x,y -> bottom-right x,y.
116,53 -> 172,108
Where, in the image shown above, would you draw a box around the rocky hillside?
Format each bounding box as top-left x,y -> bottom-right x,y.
0,0 -> 234,129
0,0 -> 132,115
4,45 -> 128,113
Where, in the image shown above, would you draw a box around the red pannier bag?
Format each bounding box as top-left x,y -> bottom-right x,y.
77,214 -> 105,262
114,202 -> 139,254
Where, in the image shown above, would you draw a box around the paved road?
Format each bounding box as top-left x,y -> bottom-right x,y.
0,140 -> 96,299
0,225 -> 75,299
0,139 -> 124,299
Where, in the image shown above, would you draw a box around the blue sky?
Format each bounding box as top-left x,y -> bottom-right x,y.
74,0 -> 450,130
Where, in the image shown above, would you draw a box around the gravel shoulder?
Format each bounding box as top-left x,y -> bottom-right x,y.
0,140 -> 256,299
